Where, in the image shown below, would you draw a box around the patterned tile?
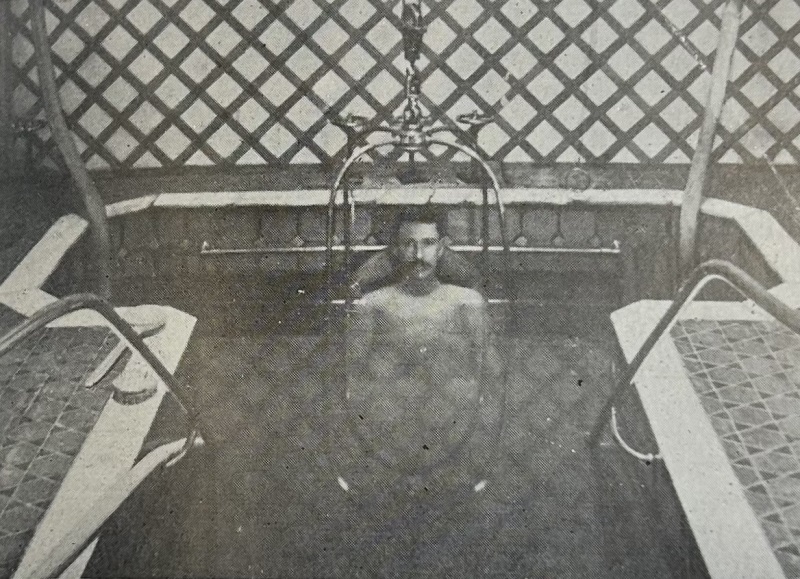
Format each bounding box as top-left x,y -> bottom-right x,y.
744,485 -> 779,517
0,501 -> 44,535
716,384 -> 762,407
763,333 -> 800,354
41,427 -> 87,457
770,476 -> 800,507
709,414 -> 736,437
689,329 -> 729,350
694,346 -> 741,368
4,419 -> 52,447
764,394 -> 800,418
764,519 -> 796,548
778,349 -> 800,369
26,451 -> 75,482
0,531 -> 33,575
780,416 -> 800,442
0,322 -> 120,576
739,425 -> 790,452
728,405 -> 774,429
785,504 -> 800,531
741,357 -> 786,379
705,365 -> 750,387
751,450 -> 800,478
699,393 -> 726,417
731,339 -> 774,358
12,476 -> 60,509
23,398 -> 66,423
721,437 -> 748,463
0,443 -> 38,471
688,373 -> 713,394
753,374 -> 797,397
776,551 -> 800,578
0,467 -> 25,494
673,319 -> 800,578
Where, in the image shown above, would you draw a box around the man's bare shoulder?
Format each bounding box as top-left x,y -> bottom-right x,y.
358,286 -> 398,306
439,284 -> 485,306
359,284 -> 483,307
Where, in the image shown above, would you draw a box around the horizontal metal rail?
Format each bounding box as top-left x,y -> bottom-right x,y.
331,297 -> 623,305
587,259 -> 800,447
331,297 -> 513,305
199,243 -> 622,256
0,293 -> 202,579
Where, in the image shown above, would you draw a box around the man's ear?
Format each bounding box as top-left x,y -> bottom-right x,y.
435,238 -> 445,257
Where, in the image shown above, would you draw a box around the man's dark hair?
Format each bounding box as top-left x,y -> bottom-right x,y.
389,206 -> 446,242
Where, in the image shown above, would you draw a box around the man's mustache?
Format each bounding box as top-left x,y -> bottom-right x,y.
403,260 -> 433,268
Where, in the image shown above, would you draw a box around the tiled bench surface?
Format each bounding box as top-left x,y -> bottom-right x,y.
672,319 -> 800,579
0,303 -> 120,577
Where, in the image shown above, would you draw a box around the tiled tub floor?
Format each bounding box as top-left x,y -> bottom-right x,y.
0,304 -> 119,577
672,319 -> 800,578
88,328 -> 706,578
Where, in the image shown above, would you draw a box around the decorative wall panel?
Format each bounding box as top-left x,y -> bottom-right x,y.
9,0 -> 800,170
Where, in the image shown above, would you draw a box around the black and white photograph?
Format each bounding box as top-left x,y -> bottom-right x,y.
1,0 -> 800,576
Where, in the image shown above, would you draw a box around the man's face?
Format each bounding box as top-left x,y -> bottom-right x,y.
393,221 -> 444,281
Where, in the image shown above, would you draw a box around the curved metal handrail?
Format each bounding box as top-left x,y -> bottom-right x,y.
0,293 -> 197,425
30,0 -> 112,298
0,293 -> 202,579
587,259 -> 800,449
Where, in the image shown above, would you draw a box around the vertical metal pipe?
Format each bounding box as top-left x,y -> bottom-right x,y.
678,0 -> 743,277
342,149 -> 353,303
29,0 -> 112,299
0,0 -> 13,178
481,186 -> 489,256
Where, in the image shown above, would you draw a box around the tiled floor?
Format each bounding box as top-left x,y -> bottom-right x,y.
0,304 -> 120,578
672,319 -> 800,578
88,321 -> 707,578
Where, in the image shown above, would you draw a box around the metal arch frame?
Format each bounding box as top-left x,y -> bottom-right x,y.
324,135 -> 513,319
320,128 -> 516,489
318,0 -> 520,496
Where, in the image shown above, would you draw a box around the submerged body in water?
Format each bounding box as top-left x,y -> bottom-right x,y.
91,328 -> 653,578
338,208 -> 504,480
344,281 -> 502,479
350,283 -> 492,391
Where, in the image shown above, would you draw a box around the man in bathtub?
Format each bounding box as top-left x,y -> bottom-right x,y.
344,207 -> 501,482
348,212 -> 482,297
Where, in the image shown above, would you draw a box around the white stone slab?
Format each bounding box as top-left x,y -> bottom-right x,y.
13,304 -> 196,579
611,300 -> 785,579
151,188 -> 685,208
0,288 -> 57,316
0,214 -> 87,293
106,194 -> 157,218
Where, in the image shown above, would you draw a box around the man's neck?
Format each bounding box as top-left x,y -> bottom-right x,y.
398,276 -> 440,296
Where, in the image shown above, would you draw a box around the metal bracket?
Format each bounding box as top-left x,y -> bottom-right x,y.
610,406 -> 662,463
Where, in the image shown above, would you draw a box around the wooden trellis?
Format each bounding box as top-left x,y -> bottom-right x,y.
8,0 -> 800,170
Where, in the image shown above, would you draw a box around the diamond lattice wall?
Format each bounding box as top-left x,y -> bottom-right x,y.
9,0 -> 800,170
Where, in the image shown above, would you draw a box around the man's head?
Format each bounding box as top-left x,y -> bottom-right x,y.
389,206 -> 446,283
